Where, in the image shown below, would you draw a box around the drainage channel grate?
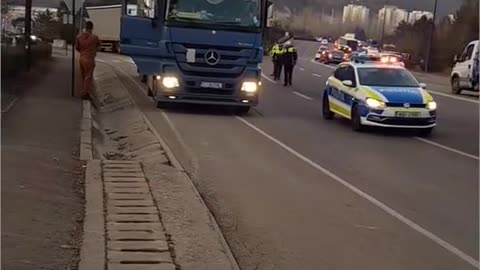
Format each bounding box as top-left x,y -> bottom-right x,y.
103,160 -> 176,270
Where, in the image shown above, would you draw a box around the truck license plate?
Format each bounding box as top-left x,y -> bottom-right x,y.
200,82 -> 223,89
395,111 -> 420,117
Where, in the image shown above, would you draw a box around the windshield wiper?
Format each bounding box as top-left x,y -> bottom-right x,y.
212,21 -> 243,24
168,16 -> 201,22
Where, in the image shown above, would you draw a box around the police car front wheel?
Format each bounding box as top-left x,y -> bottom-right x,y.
418,127 -> 434,137
322,94 -> 334,120
351,105 -> 364,132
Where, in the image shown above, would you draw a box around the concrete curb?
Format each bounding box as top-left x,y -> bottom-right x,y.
78,160 -> 105,270
80,100 -> 93,161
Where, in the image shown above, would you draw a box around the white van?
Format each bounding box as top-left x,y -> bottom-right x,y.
451,40 -> 479,94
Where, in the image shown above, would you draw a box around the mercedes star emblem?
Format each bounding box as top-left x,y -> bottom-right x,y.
403,103 -> 411,108
205,50 -> 220,66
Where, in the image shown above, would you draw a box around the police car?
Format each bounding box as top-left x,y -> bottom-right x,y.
322,60 -> 437,135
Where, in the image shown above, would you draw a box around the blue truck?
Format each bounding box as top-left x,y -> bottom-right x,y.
120,0 -> 273,113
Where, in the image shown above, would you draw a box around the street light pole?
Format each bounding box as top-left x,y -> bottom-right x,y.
24,0 -> 32,71
303,0 -> 307,33
71,0 -> 76,97
424,0 -> 438,72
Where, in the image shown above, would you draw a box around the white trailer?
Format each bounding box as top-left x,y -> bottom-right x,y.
86,5 -> 121,53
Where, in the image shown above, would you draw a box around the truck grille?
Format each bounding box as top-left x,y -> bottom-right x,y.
172,43 -> 255,78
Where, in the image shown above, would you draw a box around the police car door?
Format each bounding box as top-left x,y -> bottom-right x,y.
328,64 -> 357,118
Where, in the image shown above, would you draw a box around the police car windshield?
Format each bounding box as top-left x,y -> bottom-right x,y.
357,68 -> 419,87
166,0 -> 260,28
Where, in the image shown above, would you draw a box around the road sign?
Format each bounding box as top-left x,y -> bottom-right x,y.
63,14 -> 73,24
64,0 -> 84,14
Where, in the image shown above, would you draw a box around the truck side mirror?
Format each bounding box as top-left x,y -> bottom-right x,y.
265,0 -> 273,28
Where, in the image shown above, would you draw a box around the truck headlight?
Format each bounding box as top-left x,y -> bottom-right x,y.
241,81 -> 258,93
365,98 -> 386,109
162,76 -> 179,88
426,101 -> 437,111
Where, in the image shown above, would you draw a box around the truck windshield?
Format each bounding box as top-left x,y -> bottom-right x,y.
166,0 -> 261,28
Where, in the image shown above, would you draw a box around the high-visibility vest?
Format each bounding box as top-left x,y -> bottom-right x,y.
286,47 -> 296,53
271,44 -> 279,56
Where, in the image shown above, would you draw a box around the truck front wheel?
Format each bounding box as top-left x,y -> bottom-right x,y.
235,106 -> 250,115
156,101 -> 170,109
451,76 -> 462,95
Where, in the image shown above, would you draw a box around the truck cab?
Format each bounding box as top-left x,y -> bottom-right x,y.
120,0 -> 273,113
451,40 -> 479,94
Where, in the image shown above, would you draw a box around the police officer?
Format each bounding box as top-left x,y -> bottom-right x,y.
282,41 -> 297,86
270,43 -> 283,80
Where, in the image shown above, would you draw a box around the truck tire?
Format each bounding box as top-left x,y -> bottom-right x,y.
156,101 -> 169,109
451,76 -> 462,95
235,106 -> 250,115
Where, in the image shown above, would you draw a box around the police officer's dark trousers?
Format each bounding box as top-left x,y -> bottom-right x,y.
274,61 -> 282,80
283,64 -> 293,86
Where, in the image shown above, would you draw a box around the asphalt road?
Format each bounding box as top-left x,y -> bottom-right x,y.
98,41 -> 478,270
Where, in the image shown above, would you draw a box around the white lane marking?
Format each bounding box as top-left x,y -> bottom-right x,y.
415,137 -> 479,160
1,96 -> 18,113
160,111 -> 201,176
427,90 -> 479,104
261,72 -> 277,84
299,67 -> 305,71
312,73 -> 322,78
236,116 -> 479,269
292,91 -> 313,101
310,59 -> 335,69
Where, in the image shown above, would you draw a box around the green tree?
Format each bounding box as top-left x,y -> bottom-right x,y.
1,1 -> 9,16
32,9 -> 61,41
390,16 -> 432,61
431,0 -> 479,70
11,17 -> 25,30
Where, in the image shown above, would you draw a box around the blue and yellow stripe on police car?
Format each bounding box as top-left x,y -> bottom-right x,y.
358,86 -> 388,102
420,89 -> 434,103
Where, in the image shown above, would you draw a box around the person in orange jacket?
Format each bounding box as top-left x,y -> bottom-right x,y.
75,21 -> 100,99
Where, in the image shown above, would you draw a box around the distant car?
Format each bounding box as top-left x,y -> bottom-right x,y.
322,62 -> 437,135
349,52 -> 380,63
379,53 -> 405,67
315,46 -> 329,61
321,39 -> 329,45
323,50 -> 348,64
338,45 -> 353,54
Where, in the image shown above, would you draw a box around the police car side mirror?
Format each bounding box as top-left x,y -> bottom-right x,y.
453,54 -> 458,63
419,83 -> 427,89
342,80 -> 353,87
